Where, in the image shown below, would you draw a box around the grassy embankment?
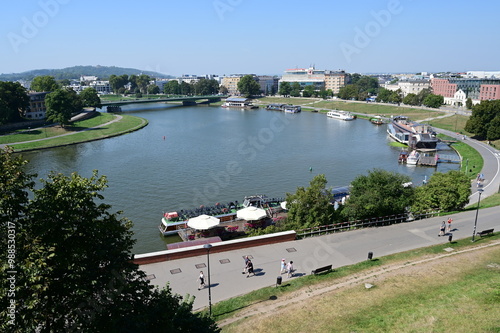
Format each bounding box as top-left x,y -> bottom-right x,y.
0,112 -> 147,151
212,234 -> 500,332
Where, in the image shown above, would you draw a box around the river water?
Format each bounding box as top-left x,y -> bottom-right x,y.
20,103 -> 459,254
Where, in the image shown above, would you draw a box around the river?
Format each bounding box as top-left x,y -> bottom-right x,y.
20,103 -> 459,254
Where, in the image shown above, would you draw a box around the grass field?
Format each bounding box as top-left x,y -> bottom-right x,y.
215,234 -> 500,332
2,113 -> 147,151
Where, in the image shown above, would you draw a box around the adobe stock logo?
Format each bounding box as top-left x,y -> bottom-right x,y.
7,0 -> 70,54
340,0 -> 404,63
213,0 -> 244,21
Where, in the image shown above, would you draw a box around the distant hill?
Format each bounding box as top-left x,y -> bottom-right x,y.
0,65 -> 173,81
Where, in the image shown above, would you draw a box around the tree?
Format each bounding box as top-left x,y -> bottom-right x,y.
79,87 -> 102,108
164,80 -> 180,95
337,84 -> 359,100
0,81 -> 29,124
403,93 -> 419,106
136,74 -> 151,94
412,170 -> 471,212
0,149 -> 220,332
376,88 -> 392,103
465,100 -> 500,140
341,169 -> 414,221
286,174 -> 336,228
219,85 -> 228,95
147,84 -> 160,95
128,74 -> 138,91
109,74 -> 129,93
389,89 -> 402,104
422,94 -> 444,108
302,85 -> 315,97
237,75 -> 260,97
195,78 -> 219,95
30,75 -> 59,92
466,97 -> 473,110
416,88 -> 431,105
45,88 -> 82,126
180,81 -> 191,95
278,82 -> 291,97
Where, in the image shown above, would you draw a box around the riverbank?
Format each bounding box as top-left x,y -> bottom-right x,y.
0,112 -> 148,152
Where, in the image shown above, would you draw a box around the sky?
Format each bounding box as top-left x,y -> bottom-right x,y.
1,0 -> 499,76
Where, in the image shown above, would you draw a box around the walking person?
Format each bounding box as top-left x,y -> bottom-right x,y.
198,271 -> 205,290
286,261 -> 294,278
447,217 -> 453,233
243,256 -> 250,274
280,258 -> 286,274
438,221 -> 446,237
246,259 -> 255,277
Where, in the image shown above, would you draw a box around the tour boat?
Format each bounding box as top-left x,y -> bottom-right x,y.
327,110 -> 355,121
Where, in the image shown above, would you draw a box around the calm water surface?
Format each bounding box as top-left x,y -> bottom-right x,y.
21,103 -> 459,254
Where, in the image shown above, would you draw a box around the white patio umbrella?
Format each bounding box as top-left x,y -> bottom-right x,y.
237,206 -> 267,221
280,201 -> 287,210
187,214 -> 220,230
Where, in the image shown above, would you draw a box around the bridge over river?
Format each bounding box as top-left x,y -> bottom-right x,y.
101,95 -> 227,109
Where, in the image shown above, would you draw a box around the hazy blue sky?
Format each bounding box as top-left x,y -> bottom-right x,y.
1,0 -> 499,76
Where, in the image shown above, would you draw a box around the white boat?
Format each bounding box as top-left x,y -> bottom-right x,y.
283,105 -> 301,113
406,150 -> 420,165
327,110 -> 355,120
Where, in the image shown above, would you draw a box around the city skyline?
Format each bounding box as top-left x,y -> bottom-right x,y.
1,0 -> 499,76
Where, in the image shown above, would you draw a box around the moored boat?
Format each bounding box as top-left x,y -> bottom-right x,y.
283,105 -> 301,113
406,150 -> 420,165
158,195 -> 284,236
327,110 -> 355,120
387,116 -> 438,149
370,116 -> 384,125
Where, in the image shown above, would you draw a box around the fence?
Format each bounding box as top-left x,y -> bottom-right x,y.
295,210 -> 440,239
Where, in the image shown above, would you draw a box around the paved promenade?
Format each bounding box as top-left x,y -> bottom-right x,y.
140,119 -> 500,312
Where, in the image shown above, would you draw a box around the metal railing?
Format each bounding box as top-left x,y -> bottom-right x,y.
296,210 -> 440,239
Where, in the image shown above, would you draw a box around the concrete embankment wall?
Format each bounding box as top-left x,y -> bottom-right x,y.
133,230 -> 297,265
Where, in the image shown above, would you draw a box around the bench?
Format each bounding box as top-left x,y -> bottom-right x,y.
476,228 -> 494,237
311,265 -> 332,275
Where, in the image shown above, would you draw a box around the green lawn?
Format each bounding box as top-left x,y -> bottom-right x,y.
216,234 -> 500,332
3,114 -> 147,151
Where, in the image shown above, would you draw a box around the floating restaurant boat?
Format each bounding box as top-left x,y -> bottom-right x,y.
387,116 -> 438,150
327,110 -> 355,121
222,97 -> 258,109
283,105 -> 301,113
158,195 -> 284,236
265,103 -> 287,111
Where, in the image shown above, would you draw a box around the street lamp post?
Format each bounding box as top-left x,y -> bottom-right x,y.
203,244 -> 213,316
471,189 -> 484,242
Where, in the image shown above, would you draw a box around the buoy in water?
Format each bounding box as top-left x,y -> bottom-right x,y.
309,167 -> 312,172
163,136 -> 166,140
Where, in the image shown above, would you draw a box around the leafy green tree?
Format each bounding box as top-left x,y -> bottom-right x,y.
337,84 -> 359,100
465,100 -> 500,140
195,78 -> 219,95
45,88 -> 82,126
180,81 -> 191,95
219,85 -> 228,95
0,81 -> 29,123
237,75 -> 260,97
164,80 -> 180,95
147,84 -> 160,94
355,76 -> 379,95
0,149 -> 220,332
109,74 -> 129,93
79,87 -> 102,108
278,81 -> 291,97
416,88 -> 431,105
341,169 -> 414,221
302,85 -> 315,97
376,88 -> 392,103
403,93 -> 419,106
30,75 -> 59,92
128,74 -> 138,91
286,174 -> 336,228
389,89 -> 402,104
466,97 -> 473,110
136,74 -> 151,94
412,170 -> 471,212
422,94 -> 444,108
